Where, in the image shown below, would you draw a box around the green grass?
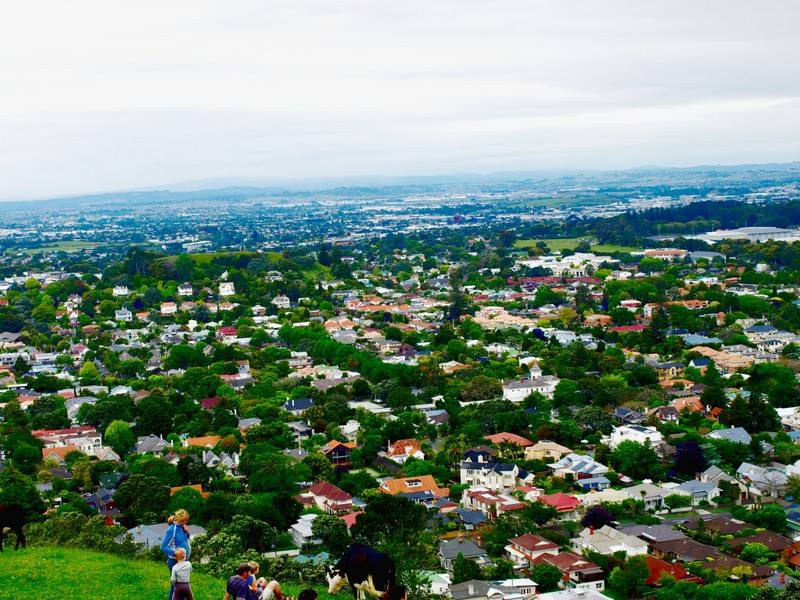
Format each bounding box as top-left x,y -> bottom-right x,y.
0,547 -> 333,600
514,237 -> 638,253
16,241 -> 100,255
157,250 -> 259,266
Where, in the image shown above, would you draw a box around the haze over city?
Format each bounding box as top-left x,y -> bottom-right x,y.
2,0 -> 799,200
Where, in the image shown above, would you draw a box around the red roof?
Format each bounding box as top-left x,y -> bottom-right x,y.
200,396 -> 222,409
484,432 -> 534,447
610,324 -> 647,332
308,481 -> 353,502
645,555 -> 702,586
539,493 -> 581,512
340,511 -> 361,529
510,533 -> 559,553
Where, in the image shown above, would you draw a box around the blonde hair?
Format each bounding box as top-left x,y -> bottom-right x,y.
168,509 -> 190,525
174,548 -> 186,560
248,561 -> 260,574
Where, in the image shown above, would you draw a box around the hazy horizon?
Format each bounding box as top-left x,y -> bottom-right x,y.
2,0 -> 799,200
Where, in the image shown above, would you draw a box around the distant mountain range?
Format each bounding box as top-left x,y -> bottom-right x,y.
2,161 -> 799,210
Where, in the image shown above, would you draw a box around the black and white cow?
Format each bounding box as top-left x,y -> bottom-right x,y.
325,544 -> 396,600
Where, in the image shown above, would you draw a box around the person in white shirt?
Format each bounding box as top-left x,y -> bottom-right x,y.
170,548 -> 193,600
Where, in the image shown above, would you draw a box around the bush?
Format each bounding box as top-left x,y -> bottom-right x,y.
25,513 -> 138,557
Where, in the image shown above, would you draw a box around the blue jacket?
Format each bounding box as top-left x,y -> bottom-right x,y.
161,523 -> 191,560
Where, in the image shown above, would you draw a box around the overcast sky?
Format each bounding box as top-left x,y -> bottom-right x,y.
1,1 -> 799,200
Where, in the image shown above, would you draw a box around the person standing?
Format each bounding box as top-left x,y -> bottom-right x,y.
161,509 -> 192,600
171,548 -> 194,600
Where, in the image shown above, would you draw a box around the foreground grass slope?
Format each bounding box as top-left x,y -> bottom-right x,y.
0,547 -> 332,600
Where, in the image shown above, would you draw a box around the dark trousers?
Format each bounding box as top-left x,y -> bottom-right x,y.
173,582 -> 194,600
167,558 -> 177,600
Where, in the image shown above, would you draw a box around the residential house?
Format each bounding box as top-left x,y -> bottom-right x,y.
548,454 -> 609,481
386,439 -> 425,464
533,552 -> 605,592
460,459 -> 525,492
283,397 -> 315,416
299,481 -> 354,515
290,514 -> 322,547
736,462 -> 788,497
574,526 -> 648,557
650,537 -> 723,562
538,493 -> 582,521
320,440 -> 357,467
525,440 -> 573,462
380,475 -> 449,504
219,282 -> 235,297
502,376 -> 559,402
272,295 -> 291,309
438,539 -> 491,573
622,483 -> 670,511
602,425 -> 664,450
462,486 -> 525,519
644,555 -> 702,586
504,533 -> 559,567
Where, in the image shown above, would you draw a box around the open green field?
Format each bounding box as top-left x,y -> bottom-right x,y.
0,547 -> 334,600
157,250 -> 260,266
514,236 -> 638,253
16,240 -> 100,255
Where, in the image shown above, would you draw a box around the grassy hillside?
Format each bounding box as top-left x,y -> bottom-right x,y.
514,236 -> 639,253
0,547 -> 333,600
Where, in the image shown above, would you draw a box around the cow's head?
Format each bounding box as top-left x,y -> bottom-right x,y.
326,565 -> 346,594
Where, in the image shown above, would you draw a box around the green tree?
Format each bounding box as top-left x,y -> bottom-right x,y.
609,440 -> 664,481
609,555 -> 649,597
311,513 -> 350,554
0,466 -> 46,519
452,553 -> 482,584
529,563 -> 562,593
114,474 -> 170,524
739,542 -> 771,565
302,452 -> 335,482
104,420 -> 135,458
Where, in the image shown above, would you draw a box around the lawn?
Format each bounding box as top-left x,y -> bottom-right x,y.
0,547 -> 334,600
514,237 -> 638,253
17,240 -> 100,255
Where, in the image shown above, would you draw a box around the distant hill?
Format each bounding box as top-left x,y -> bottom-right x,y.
2,160 -> 799,208
0,547 -> 331,600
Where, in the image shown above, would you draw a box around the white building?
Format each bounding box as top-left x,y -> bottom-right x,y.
502,375 -> 559,402
602,425 -> 663,450
272,295 -> 291,309
574,526 -> 648,557
289,514 -> 321,547
112,285 -> 129,297
219,282 -> 235,297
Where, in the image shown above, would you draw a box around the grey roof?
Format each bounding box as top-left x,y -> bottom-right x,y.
618,524 -> 687,543
707,427 -> 752,445
439,539 -> 488,560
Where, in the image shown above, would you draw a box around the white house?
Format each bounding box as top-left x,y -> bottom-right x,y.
502,375 -> 559,402
219,282 -> 235,297
112,285 -> 129,297
602,425 -> 663,450
178,283 -> 193,296
272,295 -> 291,309
574,526 -> 648,557
290,514 -> 321,547
115,308 -> 133,322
